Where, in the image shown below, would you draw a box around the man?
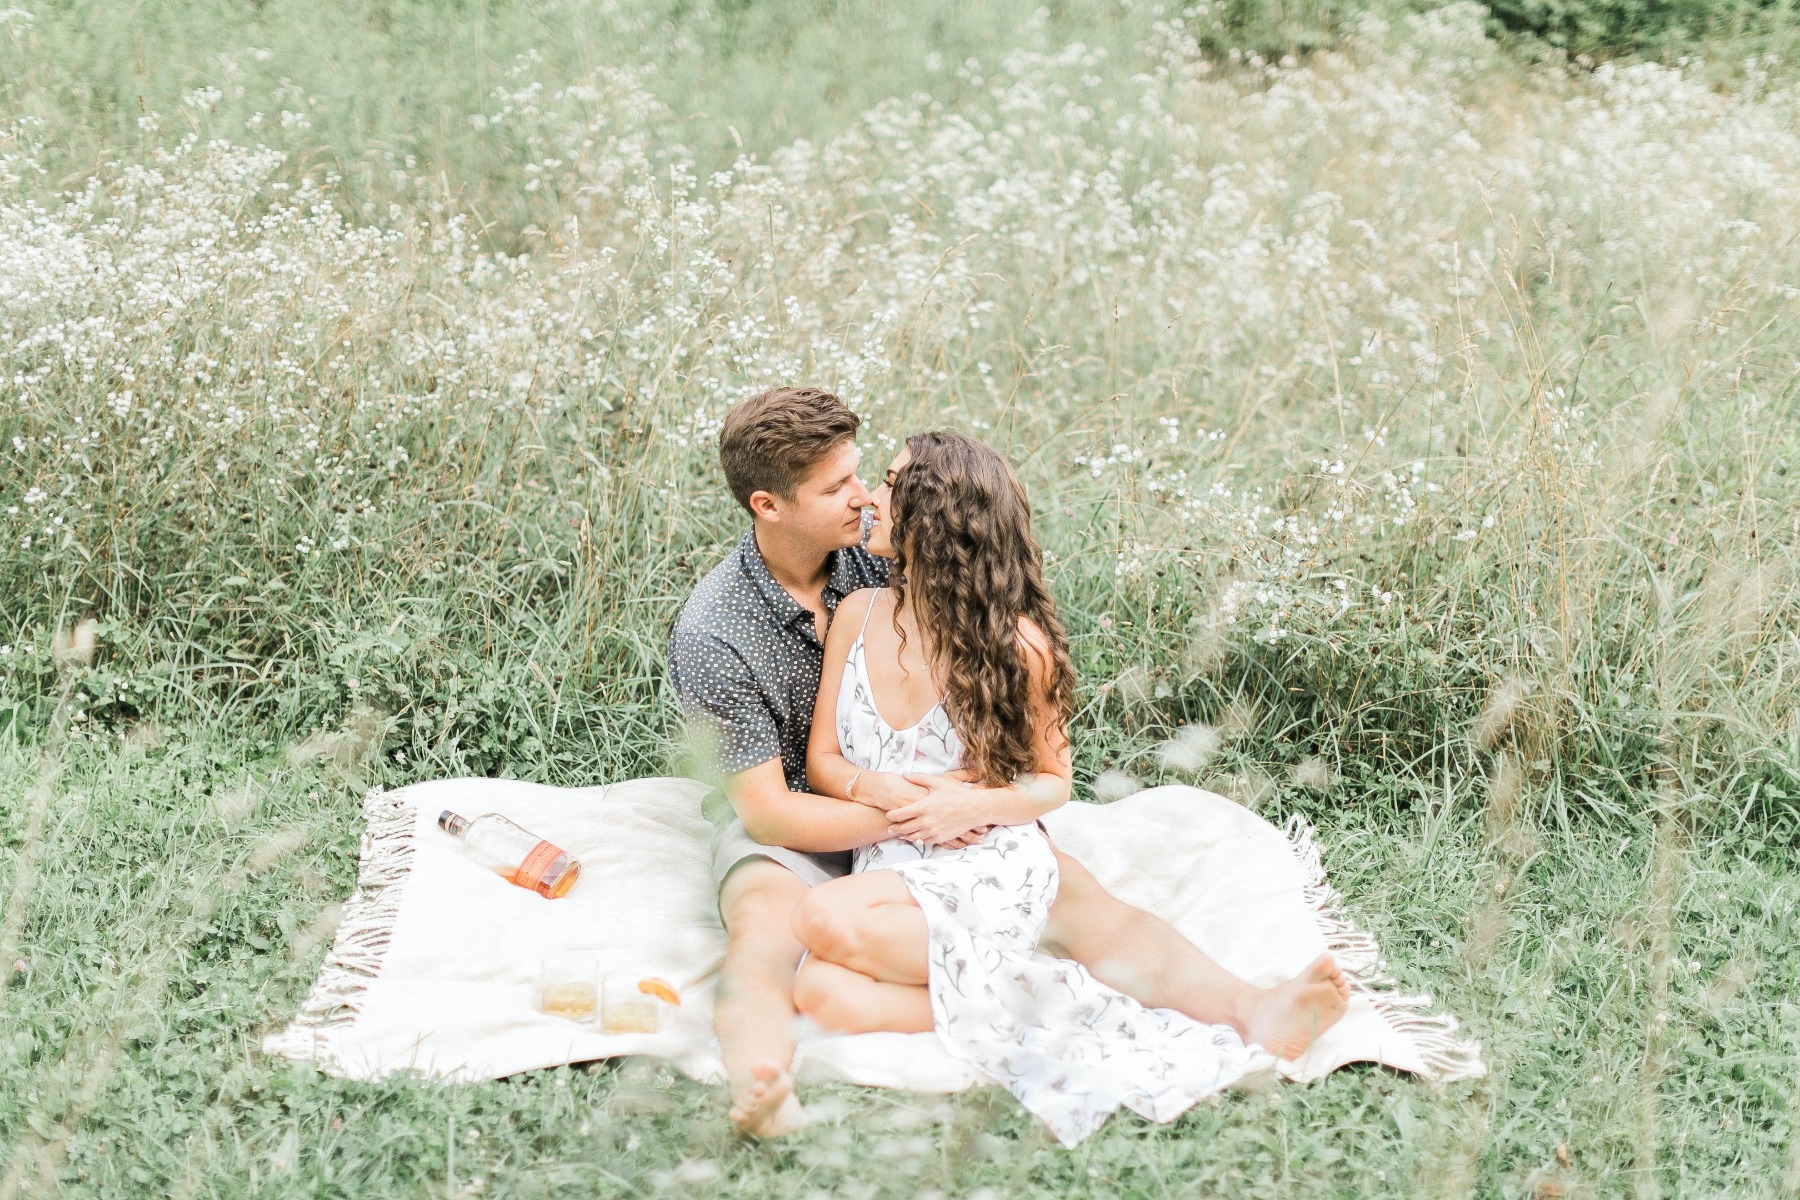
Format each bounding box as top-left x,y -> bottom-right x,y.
670,387 -> 1347,1138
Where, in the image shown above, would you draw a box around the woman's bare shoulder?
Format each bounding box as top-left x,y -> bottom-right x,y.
824,586 -> 884,648
842,586 -> 887,618
1015,615 -> 1053,667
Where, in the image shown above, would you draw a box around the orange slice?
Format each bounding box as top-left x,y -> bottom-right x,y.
637,977 -> 681,1006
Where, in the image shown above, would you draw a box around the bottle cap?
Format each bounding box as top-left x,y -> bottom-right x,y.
437,810 -> 469,835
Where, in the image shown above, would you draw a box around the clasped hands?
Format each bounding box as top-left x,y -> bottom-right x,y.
849,768 -> 995,848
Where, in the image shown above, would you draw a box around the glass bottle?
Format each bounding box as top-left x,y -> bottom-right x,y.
437,810 -> 581,899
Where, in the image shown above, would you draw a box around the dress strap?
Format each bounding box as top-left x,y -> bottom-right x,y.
854,587 -> 883,641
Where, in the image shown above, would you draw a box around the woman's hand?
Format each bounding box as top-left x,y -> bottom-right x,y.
885,780 -> 992,846
851,770 -> 926,813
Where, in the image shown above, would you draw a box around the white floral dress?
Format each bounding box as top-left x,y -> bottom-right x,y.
836,594 -> 1270,1146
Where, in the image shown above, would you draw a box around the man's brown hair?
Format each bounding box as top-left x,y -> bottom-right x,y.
718,387 -> 861,512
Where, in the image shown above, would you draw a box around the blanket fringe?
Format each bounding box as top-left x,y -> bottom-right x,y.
1279,813 -> 1487,1083
262,785 -> 415,1068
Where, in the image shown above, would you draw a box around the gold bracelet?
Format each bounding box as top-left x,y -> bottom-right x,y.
846,769 -> 865,801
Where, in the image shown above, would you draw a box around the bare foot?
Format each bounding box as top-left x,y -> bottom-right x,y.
727,1059 -> 806,1139
1242,953 -> 1351,1060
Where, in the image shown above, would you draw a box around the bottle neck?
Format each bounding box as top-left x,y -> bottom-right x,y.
437,810 -> 470,837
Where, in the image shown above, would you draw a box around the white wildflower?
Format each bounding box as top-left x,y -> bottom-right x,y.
212,780 -> 261,824
1473,678 -> 1530,751
51,618 -> 98,669
671,1160 -> 721,1185
1157,724 -> 1220,772
247,828 -> 308,874
1289,756 -> 1333,790
1092,770 -> 1140,802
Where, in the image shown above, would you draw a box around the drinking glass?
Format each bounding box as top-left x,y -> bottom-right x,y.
601,975 -> 660,1034
539,954 -> 599,1023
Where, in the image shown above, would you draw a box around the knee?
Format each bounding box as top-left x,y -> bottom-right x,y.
726,898 -> 794,950
790,885 -> 859,963
721,875 -> 806,967
723,859 -> 804,923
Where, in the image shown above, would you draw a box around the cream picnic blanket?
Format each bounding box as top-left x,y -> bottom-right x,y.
264,777 -> 1482,1089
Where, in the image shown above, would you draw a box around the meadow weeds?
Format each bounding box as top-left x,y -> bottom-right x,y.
3,3 -> 1796,814
2,0 -> 1799,1193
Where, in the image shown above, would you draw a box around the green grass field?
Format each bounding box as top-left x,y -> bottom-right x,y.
3,0 -> 1799,1194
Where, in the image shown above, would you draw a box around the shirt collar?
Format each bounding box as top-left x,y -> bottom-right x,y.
735,529 -> 814,632
736,527 -> 870,633
825,542 -> 871,605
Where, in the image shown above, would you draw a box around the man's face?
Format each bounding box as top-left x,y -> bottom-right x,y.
757,440 -> 874,553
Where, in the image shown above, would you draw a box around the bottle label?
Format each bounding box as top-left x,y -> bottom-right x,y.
513,840 -> 562,893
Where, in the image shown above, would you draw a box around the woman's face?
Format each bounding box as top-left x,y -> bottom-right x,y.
864,446 -> 912,558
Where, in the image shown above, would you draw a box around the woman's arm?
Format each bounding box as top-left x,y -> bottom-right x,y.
806,589 -> 928,814
886,617 -> 1073,843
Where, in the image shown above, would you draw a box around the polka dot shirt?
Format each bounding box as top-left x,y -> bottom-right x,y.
669,528 -> 890,795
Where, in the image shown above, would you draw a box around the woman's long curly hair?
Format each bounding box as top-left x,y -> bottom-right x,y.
890,431 -> 1076,787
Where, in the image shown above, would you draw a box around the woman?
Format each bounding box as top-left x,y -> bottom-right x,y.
792,431 -> 1270,1147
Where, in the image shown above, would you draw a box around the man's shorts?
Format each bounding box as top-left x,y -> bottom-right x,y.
709,815 -> 850,896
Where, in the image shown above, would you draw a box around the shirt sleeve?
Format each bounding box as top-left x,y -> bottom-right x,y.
668,624 -> 782,778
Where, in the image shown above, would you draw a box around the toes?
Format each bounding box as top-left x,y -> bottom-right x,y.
1304,954 -> 1353,999
733,1059 -> 797,1137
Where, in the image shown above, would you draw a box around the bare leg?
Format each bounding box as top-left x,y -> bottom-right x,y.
1043,842 -> 1350,1059
791,870 -> 929,987
716,859 -> 811,1138
794,956 -> 934,1034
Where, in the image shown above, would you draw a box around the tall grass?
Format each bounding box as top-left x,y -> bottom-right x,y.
2,0 -> 1189,236
3,1 -> 1795,829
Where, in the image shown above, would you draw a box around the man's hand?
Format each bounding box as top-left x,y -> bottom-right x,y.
886,775 -> 993,846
